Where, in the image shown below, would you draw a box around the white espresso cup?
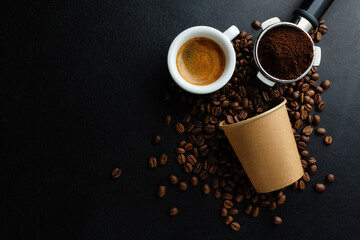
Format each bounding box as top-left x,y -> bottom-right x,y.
167,26 -> 240,94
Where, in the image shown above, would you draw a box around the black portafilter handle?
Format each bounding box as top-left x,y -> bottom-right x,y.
293,0 -> 334,28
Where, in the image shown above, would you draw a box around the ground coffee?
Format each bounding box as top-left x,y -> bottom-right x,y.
258,26 -> 313,80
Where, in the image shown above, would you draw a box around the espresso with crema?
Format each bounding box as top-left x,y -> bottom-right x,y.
176,37 -> 225,86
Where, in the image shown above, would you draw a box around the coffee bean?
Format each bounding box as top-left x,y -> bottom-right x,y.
169,174 -> 179,184
229,208 -> 239,215
301,135 -> 310,143
153,134 -> 162,144
252,20 -> 261,29
177,154 -> 186,165
149,157 -> 157,168
314,183 -> 326,192
276,194 -> 286,205
183,163 -> 193,173
239,30 -> 247,38
303,172 -> 311,182
252,206 -> 260,218
300,150 -> 309,157
244,204 -> 252,215
317,102 -> 325,111
269,202 -> 277,211
326,173 -> 335,183
308,157 -> 317,165
230,222 -> 241,231
214,189 -> 222,199
168,207 -> 178,216
202,184 -> 211,195
272,216 -> 283,225
112,168 -> 121,179
308,164 -> 317,174
321,79 -> 331,89
315,127 -> 326,136
302,126 -> 313,136
190,176 -> 198,186
182,114 -> 191,123
301,159 -> 308,169
223,200 -> 233,209
222,192 -> 233,200
235,193 -> 244,203
324,135 -> 333,145
159,153 -> 168,166
184,143 -> 193,151
224,215 -> 233,225
294,119 -> 303,130
292,180 -> 299,190
193,162 -> 202,174
313,115 -> 321,125
176,147 -> 186,154
199,170 -> 209,180
178,181 -> 188,191
220,207 -> 228,217
175,123 -> 185,134
307,114 -> 313,124
164,114 -> 171,126
299,180 -> 306,190
186,154 -> 197,165
158,185 -> 166,198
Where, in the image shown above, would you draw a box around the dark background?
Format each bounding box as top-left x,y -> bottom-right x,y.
2,0 -> 360,239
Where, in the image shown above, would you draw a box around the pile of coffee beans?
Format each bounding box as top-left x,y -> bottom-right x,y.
148,20 -> 334,231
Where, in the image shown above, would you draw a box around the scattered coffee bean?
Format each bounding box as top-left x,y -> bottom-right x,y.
175,147 -> 186,154
321,79 -> 331,89
308,157 -> 317,165
326,173 -> 335,183
112,168 -> 121,179
164,114 -> 171,126
220,207 -> 228,217
190,176 -> 199,186
244,204 -> 252,215
214,189 -> 222,199
230,222 -> 241,231
149,157 -> 157,168
153,134 -> 162,144
229,208 -> 239,215
316,127 -> 326,135
203,184 -> 211,195
169,174 -> 179,184
186,154 -> 197,165
177,154 -> 186,165
314,183 -> 326,192
252,20 -> 261,29
184,143 -> 193,151
308,164 -> 317,174
276,194 -> 286,205
299,179 -> 306,191
178,181 -> 188,191
175,122 -> 185,134
313,115 -> 321,125
272,216 -> 283,225
302,126 -> 313,136
223,200 -> 233,209
317,102 -> 325,111
224,215 -> 233,225
252,206 -> 260,218
183,162 -> 193,173
168,207 -> 178,216
324,135 -> 332,145
159,153 -> 168,166
235,193 -> 244,203
158,185 -> 166,198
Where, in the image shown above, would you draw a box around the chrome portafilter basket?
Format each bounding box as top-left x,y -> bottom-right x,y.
253,0 -> 334,87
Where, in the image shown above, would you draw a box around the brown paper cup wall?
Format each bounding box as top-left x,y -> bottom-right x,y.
219,98 -> 303,193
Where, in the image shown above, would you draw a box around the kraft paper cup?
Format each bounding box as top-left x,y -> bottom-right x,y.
219,98 -> 303,193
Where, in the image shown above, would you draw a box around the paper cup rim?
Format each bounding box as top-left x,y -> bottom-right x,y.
219,97 -> 287,129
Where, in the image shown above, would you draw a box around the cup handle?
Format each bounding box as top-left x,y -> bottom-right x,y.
223,25 -> 240,41
257,72 -> 275,87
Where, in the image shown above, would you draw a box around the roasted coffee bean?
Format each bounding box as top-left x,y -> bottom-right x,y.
168,207 -> 178,216
175,123 -> 185,134
302,126 -> 313,136
199,170 -> 209,180
186,154 -> 197,165
178,140 -> 186,147
300,150 -> 309,157
324,135 -> 333,144
178,181 -> 188,191
308,164 -> 317,174
303,172 -> 311,182
308,157 -> 317,165
326,173 -> 335,183
301,159 -> 308,169
220,207 -> 228,217
315,127 -> 326,136
177,154 -> 186,165
244,204 -> 252,215
269,202 -> 277,211
313,115 -> 321,125
202,184 -> 211,195
159,153 -> 168,166
192,147 -> 200,158
164,114 -> 171,126
321,79 -> 331,89
153,134 -> 162,144
307,114 -> 313,124
292,180 -> 299,190
230,222 -> 241,231
176,147 -> 186,154
184,143 -> 193,151
224,200 -> 233,209
182,114 -> 191,123
235,193 -> 244,203
317,102 -> 325,111
222,192 -> 233,200
193,162 -> 202,174
224,215 -> 233,225
272,216 -> 283,225
183,163 -> 193,173
112,168 -> 122,179
252,206 -> 260,218
157,185 -> 166,198
214,189 -> 222,199
299,180 -> 306,191
196,136 -> 205,146
169,174 -> 179,184
301,135 -> 310,143
239,30 -> 247,38
276,194 -> 286,205
149,157 -> 157,168
314,183 -> 326,192
294,119 -> 303,130
314,93 -> 322,104
252,20 -> 261,29
190,176 -> 198,186
229,208 -> 239,215
188,134 -> 196,144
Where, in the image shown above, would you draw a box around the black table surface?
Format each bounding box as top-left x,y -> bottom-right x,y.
2,0 -> 360,239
